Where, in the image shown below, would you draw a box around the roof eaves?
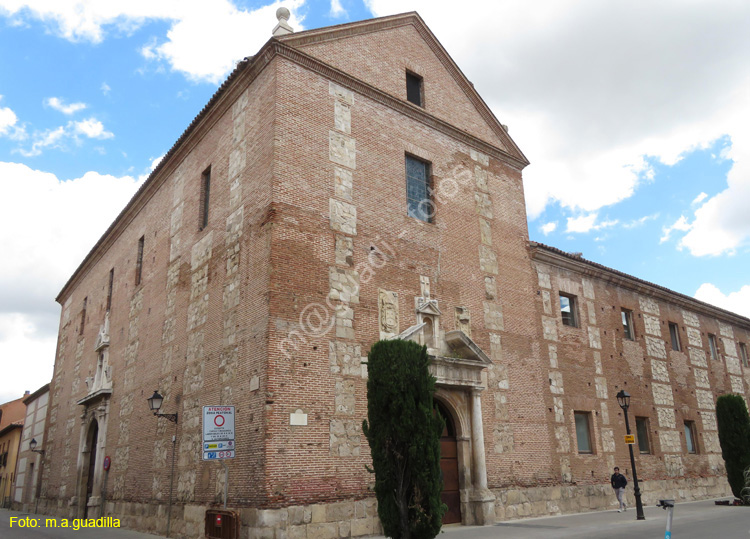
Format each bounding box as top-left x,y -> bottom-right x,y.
530,241 -> 750,327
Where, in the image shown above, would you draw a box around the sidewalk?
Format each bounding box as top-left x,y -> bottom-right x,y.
436,498 -> 748,539
3,498 -> 748,538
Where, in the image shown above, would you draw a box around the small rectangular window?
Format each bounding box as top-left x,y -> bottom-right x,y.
669,322 -> 681,351
740,342 -> 749,368
405,155 -> 432,222
621,309 -> 635,340
80,297 -> 87,336
560,293 -> 578,327
135,236 -> 145,286
406,71 -> 423,107
635,417 -> 651,454
200,166 -> 211,230
684,420 -> 698,453
708,334 -> 719,360
106,268 -> 114,311
574,411 -> 593,453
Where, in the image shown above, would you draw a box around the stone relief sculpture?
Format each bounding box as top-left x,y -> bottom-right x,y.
378,289 -> 399,339
455,307 -> 471,337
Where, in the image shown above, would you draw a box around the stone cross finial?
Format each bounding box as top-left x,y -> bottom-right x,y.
273,7 -> 294,36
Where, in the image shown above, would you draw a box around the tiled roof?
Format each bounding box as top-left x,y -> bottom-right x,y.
530,241 -> 750,326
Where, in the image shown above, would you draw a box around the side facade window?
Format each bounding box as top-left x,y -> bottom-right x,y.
135,235 -> 145,286
574,411 -> 593,454
668,322 -> 681,351
199,166 -> 211,230
560,293 -> 578,327
684,420 -> 698,453
635,417 -> 651,454
621,308 -> 635,340
406,71 -> 423,107
79,297 -> 87,336
405,155 -> 432,223
708,333 -> 719,360
740,342 -> 749,368
106,268 -> 114,311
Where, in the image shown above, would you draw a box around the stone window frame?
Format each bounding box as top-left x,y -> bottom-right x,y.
405,70 -> 424,107
573,410 -> 594,454
668,322 -> 681,351
683,420 -> 698,454
740,342 -> 749,368
106,268 -> 114,312
79,296 -> 87,336
635,416 -> 651,454
405,153 -> 433,223
135,235 -> 145,286
621,308 -> 635,341
708,333 -> 719,361
559,293 -> 579,328
199,165 -> 211,231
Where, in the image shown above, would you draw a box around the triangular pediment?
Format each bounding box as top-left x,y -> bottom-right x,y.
443,330 -> 492,365
279,12 -> 528,167
416,298 -> 442,316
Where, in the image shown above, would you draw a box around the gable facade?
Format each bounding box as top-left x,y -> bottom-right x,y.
36,12 -> 748,539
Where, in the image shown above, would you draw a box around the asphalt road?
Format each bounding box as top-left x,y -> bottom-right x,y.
2,498 -> 748,538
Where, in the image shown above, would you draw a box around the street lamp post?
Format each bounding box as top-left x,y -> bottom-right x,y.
148,391 -> 178,537
616,390 -> 645,520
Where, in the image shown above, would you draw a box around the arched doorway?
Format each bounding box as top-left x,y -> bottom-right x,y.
436,402 -> 461,524
82,420 -> 99,518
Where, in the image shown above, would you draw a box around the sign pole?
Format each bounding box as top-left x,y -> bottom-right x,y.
222,460 -> 229,509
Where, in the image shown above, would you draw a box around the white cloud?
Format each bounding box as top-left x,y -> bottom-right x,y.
540,221 -> 557,235
101,82 -> 111,95
330,0 -> 346,18
0,162 -> 146,402
0,1 -> 306,83
691,192 -> 708,205
16,117 -> 113,156
0,313 -> 57,403
660,215 -> 692,244
622,213 -> 659,229
365,0 -> 750,239
71,118 -> 114,139
150,153 -> 165,171
0,101 -> 18,136
694,283 -> 750,319
566,212 -> 618,234
44,96 -> 87,115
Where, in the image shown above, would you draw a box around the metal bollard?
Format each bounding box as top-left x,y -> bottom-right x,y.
657,499 -> 675,539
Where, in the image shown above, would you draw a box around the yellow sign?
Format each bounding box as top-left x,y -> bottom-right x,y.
624,434 -> 635,444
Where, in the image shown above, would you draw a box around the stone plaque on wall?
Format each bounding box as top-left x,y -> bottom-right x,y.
378,289 -> 399,339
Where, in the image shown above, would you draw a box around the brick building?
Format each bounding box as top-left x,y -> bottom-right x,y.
38,10 -> 750,538
11,384 -> 50,511
0,392 -> 27,508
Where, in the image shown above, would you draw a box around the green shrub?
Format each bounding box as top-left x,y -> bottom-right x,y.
715,394 -> 750,500
362,339 -> 445,539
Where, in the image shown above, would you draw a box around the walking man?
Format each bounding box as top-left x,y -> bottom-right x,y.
611,466 -> 628,512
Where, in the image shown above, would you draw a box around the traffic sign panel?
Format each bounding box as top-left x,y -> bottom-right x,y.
624,434 -> 635,444
203,450 -> 235,460
203,406 -> 235,442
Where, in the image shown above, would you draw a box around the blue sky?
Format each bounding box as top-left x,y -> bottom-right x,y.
1,0 -> 749,403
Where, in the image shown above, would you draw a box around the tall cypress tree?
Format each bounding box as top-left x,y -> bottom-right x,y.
715,394 -> 750,501
362,339 -> 446,539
